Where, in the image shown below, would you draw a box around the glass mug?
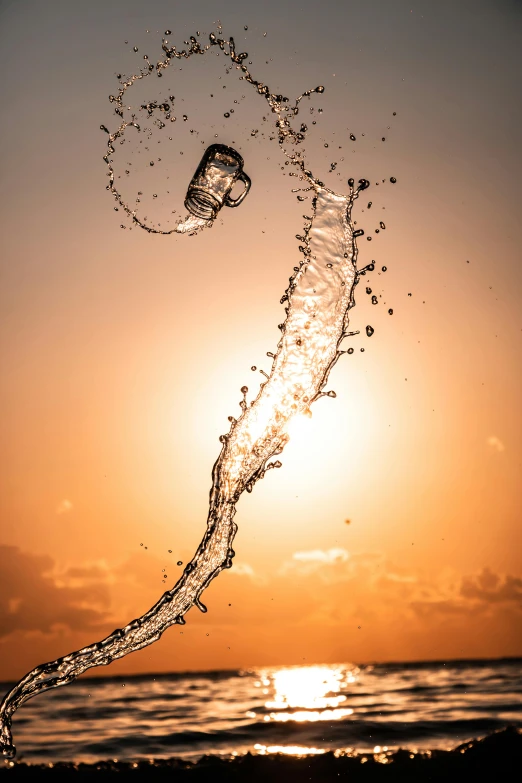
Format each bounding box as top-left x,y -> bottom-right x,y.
184,144 -> 251,220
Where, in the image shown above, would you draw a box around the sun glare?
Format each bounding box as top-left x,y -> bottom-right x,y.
256,665 -> 359,724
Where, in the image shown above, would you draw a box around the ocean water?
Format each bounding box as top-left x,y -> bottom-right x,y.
2,658 -> 520,763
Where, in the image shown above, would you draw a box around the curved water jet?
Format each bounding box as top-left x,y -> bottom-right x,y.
0,28 -> 370,758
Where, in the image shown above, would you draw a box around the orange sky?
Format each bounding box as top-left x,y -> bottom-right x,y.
1,0 -> 521,681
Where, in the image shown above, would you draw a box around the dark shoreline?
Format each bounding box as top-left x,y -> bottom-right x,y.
1,727 -> 521,782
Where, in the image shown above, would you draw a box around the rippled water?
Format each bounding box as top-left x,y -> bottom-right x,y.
3,659 -> 520,763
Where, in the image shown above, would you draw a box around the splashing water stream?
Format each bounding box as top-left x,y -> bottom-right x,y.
0,29 -> 374,758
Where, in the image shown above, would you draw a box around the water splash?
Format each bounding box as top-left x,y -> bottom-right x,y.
0,28 -> 374,759
103,30 -> 330,234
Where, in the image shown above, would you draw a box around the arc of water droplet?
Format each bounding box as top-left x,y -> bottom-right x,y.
0,29 -> 367,759
103,30 -> 330,234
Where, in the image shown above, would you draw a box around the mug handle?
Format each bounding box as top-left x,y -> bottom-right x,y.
225,171 -> 251,208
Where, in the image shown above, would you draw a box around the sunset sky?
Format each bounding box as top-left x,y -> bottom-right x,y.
1,0 -> 521,682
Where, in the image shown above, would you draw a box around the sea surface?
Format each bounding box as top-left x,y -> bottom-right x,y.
2,658 -> 520,764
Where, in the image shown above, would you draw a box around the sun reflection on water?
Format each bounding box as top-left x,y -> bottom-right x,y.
254,744 -> 326,756
253,664 -> 359,724
264,707 -> 354,723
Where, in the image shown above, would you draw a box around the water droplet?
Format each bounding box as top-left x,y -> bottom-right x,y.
347,347 -> 354,354
371,296 -> 378,305
366,325 -> 375,337
224,112 -> 230,118
133,46 -> 138,52
149,161 -> 154,166
241,386 -> 248,394
165,30 -> 172,35
316,85 -> 325,93
380,221 -> 386,229
244,25 -> 248,30
366,287 -> 372,295
168,550 -> 172,553
350,134 -> 356,141
177,561 -> 183,566
251,366 -> 257,371
388,308 -> 393,315
382,266 -> 387,272
390,177 -> 397,183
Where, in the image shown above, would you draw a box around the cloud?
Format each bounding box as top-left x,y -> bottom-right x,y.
229,562 -> 257,579
1,541 -> 521,671
487,436 -> 505,452
382,573 -> 417,584
62,563 -> 110,581
460,568 -> 522,604
292,548 -> 349,564
409,568 -> 522,618
278,548 -> 352,581
0,546 -> 110,639
280,549 -> 385,584
56,499 -> 73,514
277,548 -> 522,627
